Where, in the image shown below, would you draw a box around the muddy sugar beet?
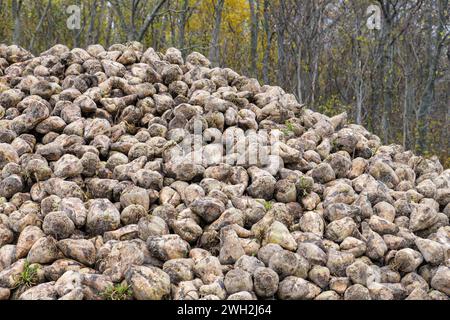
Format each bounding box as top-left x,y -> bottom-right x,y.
0,43 -> 449,300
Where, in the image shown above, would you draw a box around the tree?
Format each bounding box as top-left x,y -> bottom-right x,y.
29,0 -> 52,51
416,0 -> 449,153
12,0 -> 23,45
109,0 -> 168,42
248,0 -> 259,78
261,0 -> 273,84
209,0 -> 226,66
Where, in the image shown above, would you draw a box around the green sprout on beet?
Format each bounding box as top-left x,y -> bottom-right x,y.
101,283 -> 133,301
13,261 -> 40,289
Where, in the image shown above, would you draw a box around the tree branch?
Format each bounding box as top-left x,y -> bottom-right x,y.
137,0 -> 168,41
29,0 -> 52,51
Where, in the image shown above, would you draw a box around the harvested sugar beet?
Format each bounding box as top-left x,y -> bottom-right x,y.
0,43 -> 449,300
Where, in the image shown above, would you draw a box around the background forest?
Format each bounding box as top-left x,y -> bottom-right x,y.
0,0 -> 449,166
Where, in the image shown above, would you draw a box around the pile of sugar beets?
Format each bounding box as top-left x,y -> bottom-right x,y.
0,42 -> 449,300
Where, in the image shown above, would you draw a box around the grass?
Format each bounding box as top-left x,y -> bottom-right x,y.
389,258 -> 401,271
285,120 -> 295,131
298,176 -> 311,196
101,283 -> 133,300
13,261 -> 40,289
282,120 -> 295,135
124,120 -> 137,133
80,188 -> 92,201
259,200 -> 273,211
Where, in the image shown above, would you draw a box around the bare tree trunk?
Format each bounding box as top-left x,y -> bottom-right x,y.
262,0 -> 272,84
403,64 -> 415,149
249,0 -> 259,78
209,0 -> 225,66
310,45 -> 320,105
86,0 -> 98,45
178,0 -> 189,50
73,0 -> 86,48
377,1 -> 394,144
110,0 -> 167,42
110,0 -> 129,41
350,3 -> 365,125
275,2 -> 287,88
111,12 -> 120,45
137,0 -> 168,42
159,5 -> 169,48
105,2 -> 113,47
94,0 -> 105,44
29,0 -> 52,52
382,42 -> 394,144
354,53 -> 365,125
129,0 -> 138,41
296,39 -> 303,103
168,3 -> 177,47
309,5 -> 324,106
12,0 -> 23,45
